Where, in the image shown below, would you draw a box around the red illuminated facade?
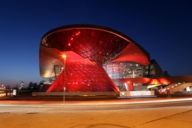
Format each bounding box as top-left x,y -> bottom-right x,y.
40,25 -> 153,95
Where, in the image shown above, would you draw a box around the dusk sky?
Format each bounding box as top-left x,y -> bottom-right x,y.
0,0 -> 192,85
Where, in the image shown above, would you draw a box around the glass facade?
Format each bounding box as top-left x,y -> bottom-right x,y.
103,62 -> 144,79
103,62 -> 147,91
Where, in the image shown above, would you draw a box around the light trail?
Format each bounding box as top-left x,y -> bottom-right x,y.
0,97 -> 192,113
1,97 -> 192,106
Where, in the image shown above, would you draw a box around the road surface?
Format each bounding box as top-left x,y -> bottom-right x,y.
0,97 -> 192,128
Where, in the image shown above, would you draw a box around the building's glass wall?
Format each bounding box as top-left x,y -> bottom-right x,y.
103,62 -> 147,91
103,62 -> 144,79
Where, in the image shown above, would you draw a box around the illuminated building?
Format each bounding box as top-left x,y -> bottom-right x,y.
39,25 -> 169,97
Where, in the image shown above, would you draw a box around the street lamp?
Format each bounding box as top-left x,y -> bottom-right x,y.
61,53 -> 67,104
63,86 -> 66,103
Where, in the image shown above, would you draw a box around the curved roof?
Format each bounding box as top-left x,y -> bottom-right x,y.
40,25 -> 150,71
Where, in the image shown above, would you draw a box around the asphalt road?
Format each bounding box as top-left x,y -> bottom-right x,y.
0,97 -> 192,128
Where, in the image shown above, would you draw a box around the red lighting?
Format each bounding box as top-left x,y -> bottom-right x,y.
159,77 -> 171,85
40,25 -> 151,95
70,37 -> 74,41
126,81 -> 134,91
47,51 -> 119,93
112,43 -> 150,65
150,79 -> 160,85
143,78 -> 151,83
75,31 -> 81,36
148,77 -> 171,85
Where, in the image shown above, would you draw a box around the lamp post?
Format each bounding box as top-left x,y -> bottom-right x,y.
63,86 -> 66,103
61,53 -> 67,104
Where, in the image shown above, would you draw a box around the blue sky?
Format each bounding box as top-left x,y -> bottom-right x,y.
0,0 -> 192,85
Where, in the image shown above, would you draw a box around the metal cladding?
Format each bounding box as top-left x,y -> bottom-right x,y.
40,25 -> 150,93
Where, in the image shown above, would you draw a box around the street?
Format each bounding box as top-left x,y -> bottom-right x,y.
0,97 -> 192,128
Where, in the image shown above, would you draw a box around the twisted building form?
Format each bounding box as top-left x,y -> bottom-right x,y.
39,25 -> 163,97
